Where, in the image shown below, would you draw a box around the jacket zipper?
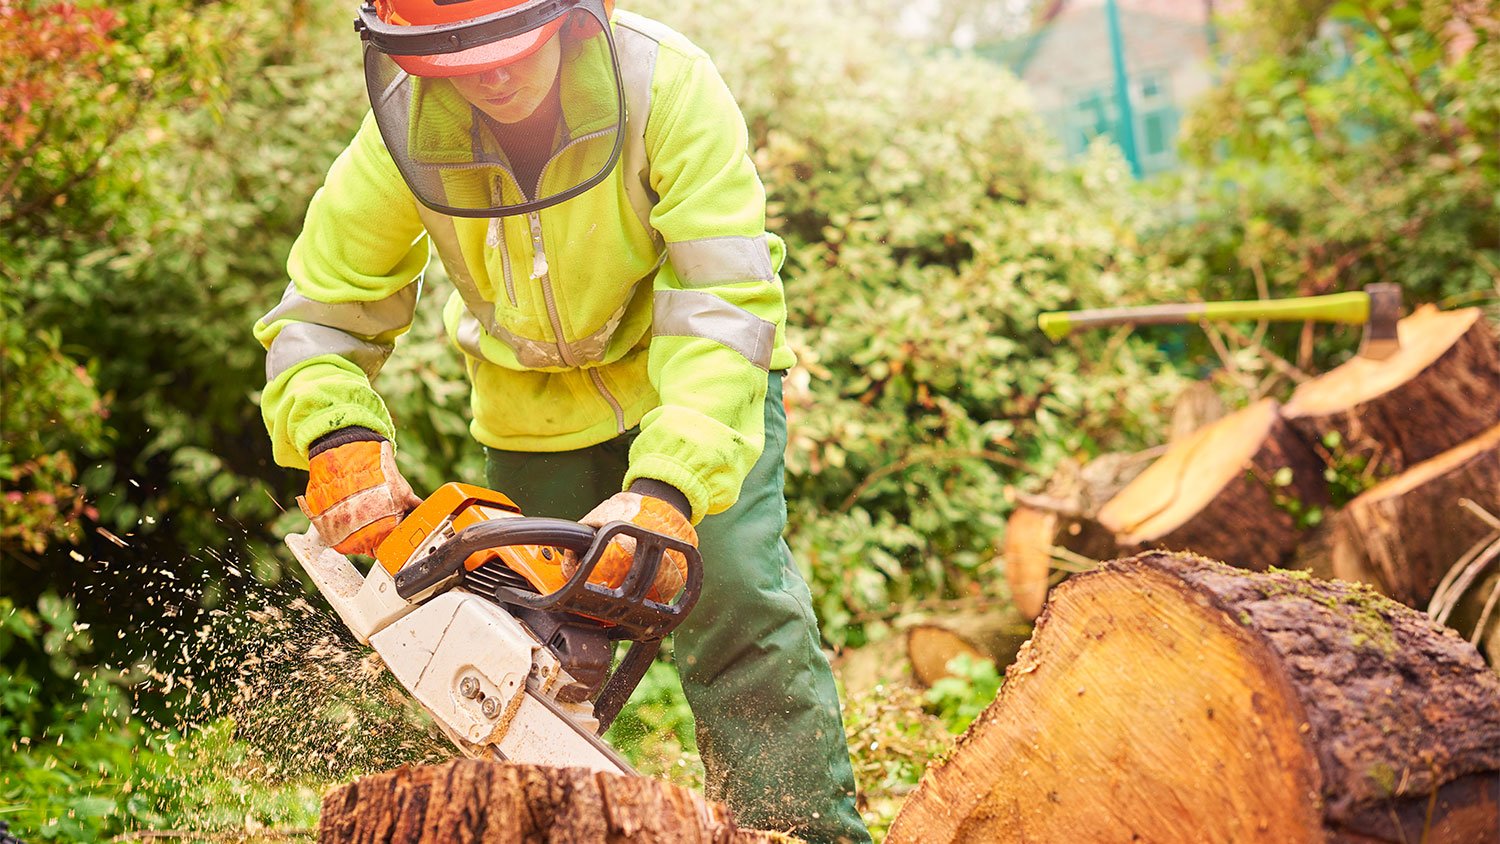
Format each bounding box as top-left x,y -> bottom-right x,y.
491,213 -> 518,307
521,129 -> 630,434
527,211 -> 626,434
527,211 -> 576,368
589,368 -> 627,434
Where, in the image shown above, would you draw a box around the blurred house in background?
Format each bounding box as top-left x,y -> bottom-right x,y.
979,0 -> 1224,176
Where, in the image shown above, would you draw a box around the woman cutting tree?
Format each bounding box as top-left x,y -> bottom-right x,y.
252,0 -> 870,840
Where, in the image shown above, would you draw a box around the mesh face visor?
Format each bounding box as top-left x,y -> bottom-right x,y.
359,0 -> 625,218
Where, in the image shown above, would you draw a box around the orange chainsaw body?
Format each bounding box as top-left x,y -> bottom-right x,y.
373,482 -> 570,595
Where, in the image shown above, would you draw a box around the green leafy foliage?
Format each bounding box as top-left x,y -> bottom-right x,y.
0,595 -> 323,841
627,0 -> 1197,647
841,681 -> 950,840
1164,0 -> 1499,329
0,296 -> 110,555
1315,430 -> 1392,506
922,653 -> 1003,734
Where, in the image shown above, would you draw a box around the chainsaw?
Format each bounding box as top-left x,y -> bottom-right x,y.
284,482 -> 703,776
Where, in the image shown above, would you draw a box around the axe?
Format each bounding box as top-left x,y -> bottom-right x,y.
1037,283 -> 1403,360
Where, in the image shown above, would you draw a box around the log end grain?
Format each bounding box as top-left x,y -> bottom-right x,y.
906,626 -> 986,688
1003,505 -> 1057,621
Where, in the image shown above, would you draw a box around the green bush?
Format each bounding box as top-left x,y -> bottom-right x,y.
1161,0 -> 1498,333
0,296 -> 110,557
628,0 -> 1197,646
923,653 -> 1003,734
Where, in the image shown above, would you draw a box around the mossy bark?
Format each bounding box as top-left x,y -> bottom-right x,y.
887,552 -> 1500,844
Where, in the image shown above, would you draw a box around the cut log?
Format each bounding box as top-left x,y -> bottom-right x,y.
318,759 -> 795,843
1002,504 -> 1058,620
1097,399 -> 1327,570
1003,450 -> 1155,619
887,552 -> 1500,844
904,607 -> 1033,687
905,625 -> 983,687
1330,422 -> 1500,607
1002,504 -> 1115,619
1283,306 -> 1500,474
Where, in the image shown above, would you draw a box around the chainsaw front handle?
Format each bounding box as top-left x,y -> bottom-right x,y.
393,517 -> 704,642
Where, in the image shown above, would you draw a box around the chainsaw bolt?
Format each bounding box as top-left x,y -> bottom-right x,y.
459,676 -> 481,699
482,697 -> 502,719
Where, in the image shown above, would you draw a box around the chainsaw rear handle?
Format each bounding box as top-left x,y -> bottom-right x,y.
393,517 -> 704,642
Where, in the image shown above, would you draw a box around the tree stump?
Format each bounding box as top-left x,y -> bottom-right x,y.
886,552 -> 1500,844
904,607 -> 1033,687
1096,399 -> 1326,571
1282,306 -> 1500,474
318,759 -> 796,843
1329,422 -> 1500,607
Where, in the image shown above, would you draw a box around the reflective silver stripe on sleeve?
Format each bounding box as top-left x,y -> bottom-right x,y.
614,22 -> 662,240
261,280 -> 420,337
266,323 -> 393,381
652,290 -> 774,370
667,235 -> 775,287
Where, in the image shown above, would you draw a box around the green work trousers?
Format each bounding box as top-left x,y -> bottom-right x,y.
485,373 -> 870,844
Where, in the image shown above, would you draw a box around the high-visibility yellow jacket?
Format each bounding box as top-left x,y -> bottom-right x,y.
254,11 -> 795,523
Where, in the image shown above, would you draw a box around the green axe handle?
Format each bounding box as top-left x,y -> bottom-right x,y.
1038,291 -> 1371,342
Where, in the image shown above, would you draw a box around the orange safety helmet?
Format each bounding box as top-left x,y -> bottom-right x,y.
362,0 -> 613,78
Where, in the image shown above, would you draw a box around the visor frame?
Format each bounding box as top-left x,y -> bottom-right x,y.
356,0 -> 589,58
361,1 -> 627,219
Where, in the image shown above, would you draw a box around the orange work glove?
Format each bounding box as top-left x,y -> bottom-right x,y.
563,490 -> 697,601
297,430 -> 422,557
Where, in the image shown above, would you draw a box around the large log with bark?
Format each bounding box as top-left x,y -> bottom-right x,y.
887,552 -> 1500,844
1096,400 -> 1327,570
1282,306 -> 1500,474
319,759 -> 795,843
1329,422 -> 1500,607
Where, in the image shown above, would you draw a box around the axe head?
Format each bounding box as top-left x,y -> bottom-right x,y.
1358,283 -> 1402,360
